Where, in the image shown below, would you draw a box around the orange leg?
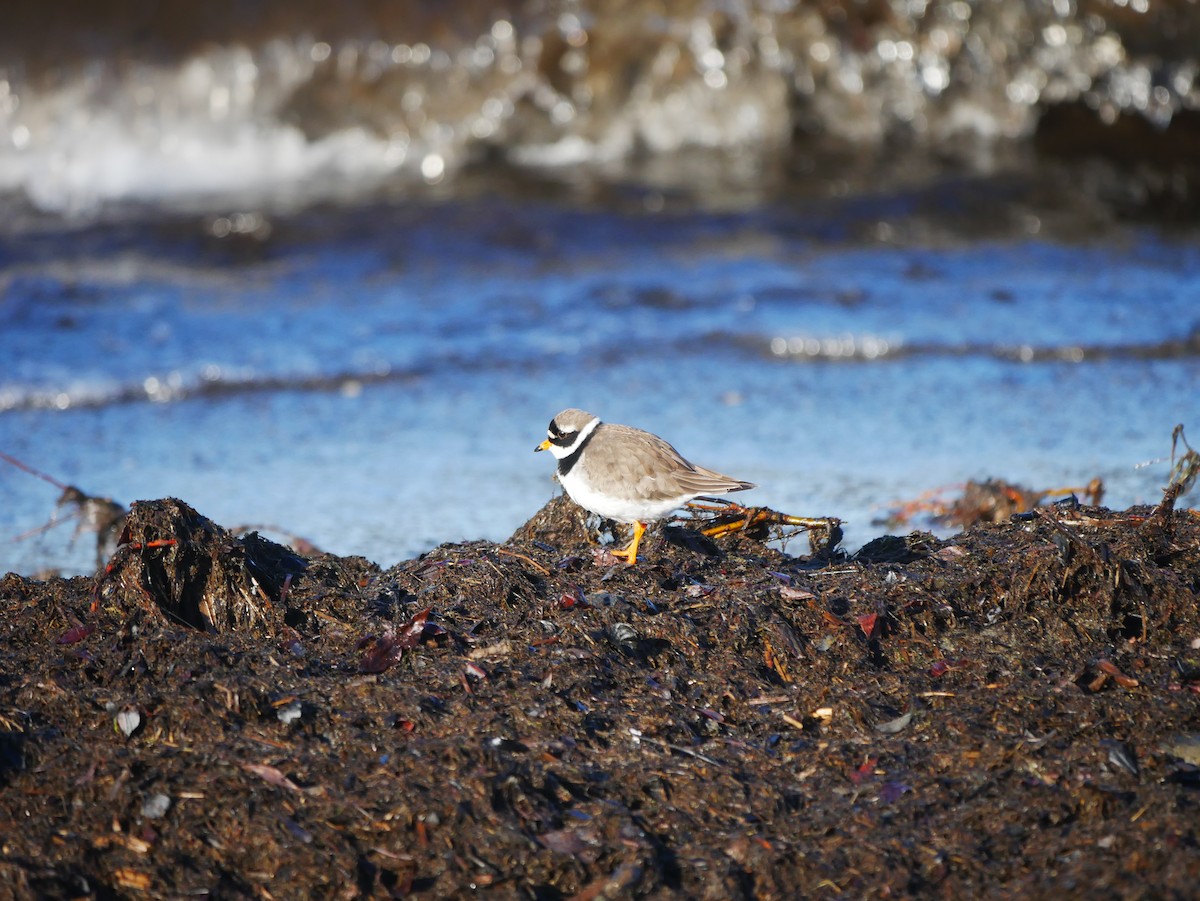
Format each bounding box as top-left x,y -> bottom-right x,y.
610,521 -> 646,565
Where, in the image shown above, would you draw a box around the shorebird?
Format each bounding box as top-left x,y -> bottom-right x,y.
535,408 -> 755,564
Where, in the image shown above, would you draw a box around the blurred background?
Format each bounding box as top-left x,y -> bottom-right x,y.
1,0 -> 1198,574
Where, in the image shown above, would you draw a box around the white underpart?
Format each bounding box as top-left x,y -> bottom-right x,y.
560,468 -> 686,524
551,416 -> 697,524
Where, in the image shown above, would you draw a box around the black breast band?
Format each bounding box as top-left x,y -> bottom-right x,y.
557,428 -> 596,479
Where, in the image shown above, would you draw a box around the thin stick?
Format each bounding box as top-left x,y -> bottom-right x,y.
10,515 -> 75,542
0,450 -> 70,490
495,547 -> 551,575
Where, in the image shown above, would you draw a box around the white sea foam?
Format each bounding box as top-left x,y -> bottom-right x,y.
0,42 -> 429,214
1,105 -> 413,215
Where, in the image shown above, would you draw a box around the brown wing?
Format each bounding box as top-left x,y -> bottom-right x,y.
590,423 -> 754,502
673,463 -> 756,495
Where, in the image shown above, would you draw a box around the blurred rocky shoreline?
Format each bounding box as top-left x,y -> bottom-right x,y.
2,0 -> 1198,215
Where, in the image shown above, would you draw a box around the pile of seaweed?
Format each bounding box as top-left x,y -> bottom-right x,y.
1,493 -> 1198,898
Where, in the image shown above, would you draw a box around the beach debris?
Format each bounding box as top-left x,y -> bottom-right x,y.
879,781 -> 912,804
884,476 -> 1105,530
463,662 -> 488,681
1077,658 -> 1140,692
855,533 -> 936,564
115,708 -> 141,738
1153,423 -> 1200,516
0,450 -> 127,567
56,620 -> 96,645
281,816 -> 314,844
358,607 -> 431,674
113,869 -> 152,891
1167,424 -> 1199,496
229,523 -> 324,557
778,584 -> 816,600
760,613 -> 805,683
857,612 -> 881,640
686,498 -> 843,555
2,483 -> 1199,897
537,826 -> 601,859
514,492 -> 842,560
849,758 -> 879,786
509,494 -> 598,549
240,762 -> 306,795
928,659 -> 970,678
93,498 -> 307,633
875,711 -> 914,734
140,793 -> 172,819
1101,739 -> 1140,778
608,622 -> 638,649
558,588 -> 588,610
275,701 -> 304,725
2,451 -> 321,574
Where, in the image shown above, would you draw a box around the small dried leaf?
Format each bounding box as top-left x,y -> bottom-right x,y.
113,868 -> 152,890
464,661 -> 487,681
849,758 -> 878,786
558,589 -> 588,609
858,613 -> 880,639
779,585 -> 815,600
57,623 -> 96,645
1097,659 -> 1139,689
359,607 -> 431,674
241,762 -> 303,794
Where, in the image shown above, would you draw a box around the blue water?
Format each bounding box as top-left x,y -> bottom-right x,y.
2,199 -> 1198,575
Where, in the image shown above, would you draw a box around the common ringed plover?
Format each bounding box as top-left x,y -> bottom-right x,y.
535,409 -> 755,564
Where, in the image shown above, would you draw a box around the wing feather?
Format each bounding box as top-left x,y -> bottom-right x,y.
588,423 -> 754,501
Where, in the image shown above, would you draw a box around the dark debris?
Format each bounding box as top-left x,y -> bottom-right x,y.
2,494 -> 1200,897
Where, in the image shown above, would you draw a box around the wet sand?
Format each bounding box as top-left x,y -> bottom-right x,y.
1,491 -> 1199,898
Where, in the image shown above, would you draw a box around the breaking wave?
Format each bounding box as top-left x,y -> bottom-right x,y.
1,0 -> 1198,213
